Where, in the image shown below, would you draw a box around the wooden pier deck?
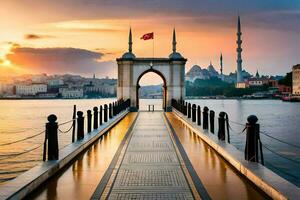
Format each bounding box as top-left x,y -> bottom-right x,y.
15,111 -> 293,200
92,112 -> 203,199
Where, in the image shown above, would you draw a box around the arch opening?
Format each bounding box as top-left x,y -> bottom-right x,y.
136,69 -> 167,111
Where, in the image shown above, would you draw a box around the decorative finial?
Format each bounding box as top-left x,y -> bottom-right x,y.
129,27 -> 132,53
172,28 -> 177,53
237,15 -> 241,33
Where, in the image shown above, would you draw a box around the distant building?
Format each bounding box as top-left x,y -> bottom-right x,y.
0,84 -> 14,96
220,53 -> 224,81
247,77 -> 269,86
185,65 -> 210,82
185,63 -> 219,82
236,82 -> 248,88
16,84 -> 47,96
48,78 -> 64,87
59,87 -> 83,99
32,74 -> 48,83
292,64 -> 300,96
236,15 -> 244,87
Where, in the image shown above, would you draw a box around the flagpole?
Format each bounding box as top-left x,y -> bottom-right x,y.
152,37 -> 154,59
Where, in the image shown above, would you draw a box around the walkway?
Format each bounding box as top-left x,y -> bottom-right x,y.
96,112 -> 198,199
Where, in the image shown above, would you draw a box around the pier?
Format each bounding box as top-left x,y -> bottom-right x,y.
0,100 -> 299,199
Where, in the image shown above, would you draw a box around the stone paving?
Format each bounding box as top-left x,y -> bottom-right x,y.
106,112 -> 195,199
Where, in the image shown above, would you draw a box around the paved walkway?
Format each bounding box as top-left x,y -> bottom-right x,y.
102,112 -> 196,199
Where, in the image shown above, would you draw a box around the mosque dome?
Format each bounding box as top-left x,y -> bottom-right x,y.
169,52 -> 183,59
122,52 -> 135,59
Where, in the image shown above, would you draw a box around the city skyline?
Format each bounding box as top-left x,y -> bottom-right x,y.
0,0 -> 299,83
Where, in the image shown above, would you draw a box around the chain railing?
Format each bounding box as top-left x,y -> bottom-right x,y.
42,98 -> 131,161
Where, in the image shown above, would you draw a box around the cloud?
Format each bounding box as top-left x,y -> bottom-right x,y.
6,46 -> 117,77
24,34 -> 54,40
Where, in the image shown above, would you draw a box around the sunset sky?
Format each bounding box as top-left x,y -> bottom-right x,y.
0,0 -> 300,81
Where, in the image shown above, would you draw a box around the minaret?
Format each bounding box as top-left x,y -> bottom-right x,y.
220,53 -> 223,75
169,28 -> 183,59
172,28 -> 177,53
122,27 -> 135,59
220,53 -> 224,81
236,15 -> 243,83
129,27 -> 133,53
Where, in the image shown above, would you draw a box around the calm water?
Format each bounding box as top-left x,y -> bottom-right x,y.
0,99 -> 115,182
187,99 -> 300,187
0,99 -> 299,187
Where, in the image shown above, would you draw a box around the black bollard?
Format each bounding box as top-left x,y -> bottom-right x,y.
188,103 -> 191,118
245,115 -> 262,163
93,107 -> 98,129
99,105 -> 103,126
197,106 -> 201,126
203,106 -> 209,130
77,111 -> 84,141
87,110 -> 92,133
109,103 -> 112,119
210,110 -> 215,133
192,104 -> 196,122
112,102 -> 115,116
218,112 -> 226,140
184,102 -> 188,116
45,114 -> 59,160
104,104 -> 108,122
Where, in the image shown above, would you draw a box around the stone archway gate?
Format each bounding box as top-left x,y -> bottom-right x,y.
116,28 -> 187,111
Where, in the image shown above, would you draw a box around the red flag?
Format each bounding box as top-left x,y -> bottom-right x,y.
140,32 -> 154,40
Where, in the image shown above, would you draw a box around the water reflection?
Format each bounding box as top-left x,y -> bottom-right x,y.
166,112 -> 268,200
0,99 -> 116,182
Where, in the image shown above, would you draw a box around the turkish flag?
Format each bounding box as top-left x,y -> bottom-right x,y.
140,32 -> 154,40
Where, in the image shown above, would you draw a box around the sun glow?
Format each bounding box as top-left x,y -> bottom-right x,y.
0,43 -> 13,67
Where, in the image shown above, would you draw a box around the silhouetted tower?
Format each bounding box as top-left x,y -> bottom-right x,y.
129,27 -> 133,53
220,53 -> 224,81
172,28 -> 177,53
255,70 -> 260,78
236,16 -> 243,83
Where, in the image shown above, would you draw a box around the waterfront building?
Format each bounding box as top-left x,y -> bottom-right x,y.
236,15 -> 244,88
59,87 -> 84,99
292,64 -> 300,96
48,78 -> 64,87
0,83 -> 14,96
31,74 -> 48,83
247,77 -> 269,86
15,84 -> 47,96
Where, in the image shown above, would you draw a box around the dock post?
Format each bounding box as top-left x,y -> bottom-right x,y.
104,104 -> 108,122
197,106 -> 201,126
46,114 -> 59,160
87,110 -> 92,133
109,103 -> 112,119
99,105 -> 103,126
203,106 -> 209,130
77,111 -> 84,140
192,104 -> 196,122
93,107 -> 98,129
184,102 -> 188,116
112,102 -> 115,116
188,103 -> 191,118
210,110 -> 215,133
218,112 -> 226,140
245,115 -> 262,163
71,105 -> 76,143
